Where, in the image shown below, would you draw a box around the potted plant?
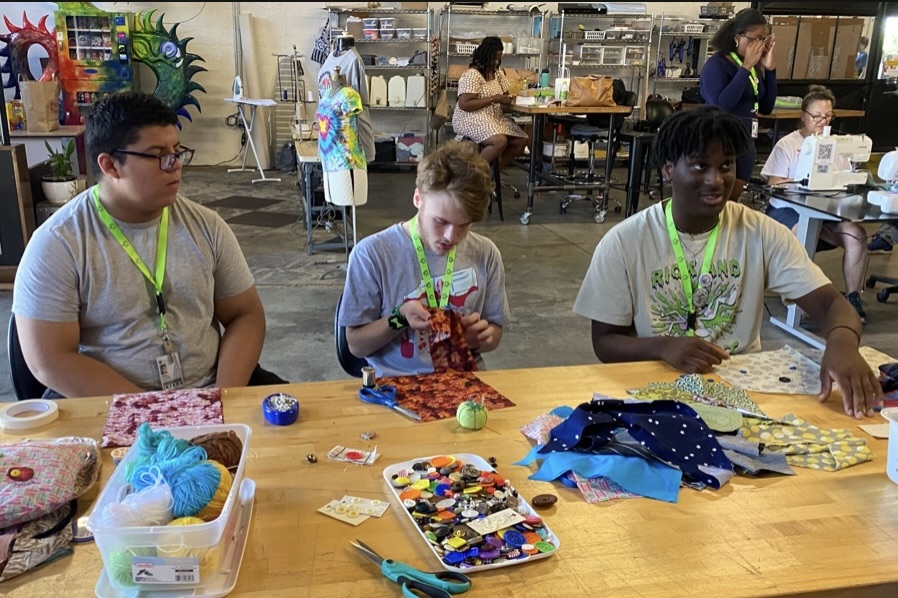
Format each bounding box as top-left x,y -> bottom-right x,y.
41,139 -> 85,205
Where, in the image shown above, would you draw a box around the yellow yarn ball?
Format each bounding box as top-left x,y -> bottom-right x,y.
196,460 -> 232,522
157,516 -> 220,574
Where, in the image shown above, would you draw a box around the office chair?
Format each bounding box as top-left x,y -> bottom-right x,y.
866,274 -> 898,303
558,89 -> 637,222
7,313 -> 48,401
334,291 -> 369,378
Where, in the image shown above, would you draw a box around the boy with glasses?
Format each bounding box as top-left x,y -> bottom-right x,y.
13,91 -> 284,397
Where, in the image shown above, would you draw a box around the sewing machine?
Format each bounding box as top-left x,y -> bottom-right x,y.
867,149 -> 898,213
794,132 -> 873,191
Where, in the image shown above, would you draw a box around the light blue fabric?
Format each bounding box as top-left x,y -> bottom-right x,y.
515,445 -> 683,503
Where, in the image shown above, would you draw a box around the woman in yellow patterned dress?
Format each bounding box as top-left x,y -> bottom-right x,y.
452,36 -> 529,168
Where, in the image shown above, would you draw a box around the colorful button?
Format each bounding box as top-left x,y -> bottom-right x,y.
534,541 -> 555,553
503,530 -> 526,548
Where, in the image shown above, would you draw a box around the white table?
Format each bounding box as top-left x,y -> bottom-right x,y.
223,97 -> 281,183
762,188 -> 893,348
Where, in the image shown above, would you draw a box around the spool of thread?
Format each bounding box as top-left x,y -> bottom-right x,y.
157,516 -> 220,573
190,430 -> 243,471
196,461 -> 233,521
106,547 -> 156,588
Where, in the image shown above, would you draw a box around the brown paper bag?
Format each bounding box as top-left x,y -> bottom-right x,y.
566,75 -> 616,108
430,89 -> 450,130
20,79 -> 60,132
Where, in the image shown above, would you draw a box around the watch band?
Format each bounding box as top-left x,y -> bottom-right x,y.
387,303 -> 408,330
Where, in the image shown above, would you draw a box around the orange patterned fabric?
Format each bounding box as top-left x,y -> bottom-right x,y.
380,370 -> 515,423
427,308 -> 478,373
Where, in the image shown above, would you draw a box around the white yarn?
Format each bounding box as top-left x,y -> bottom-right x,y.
100,467 -> 174,528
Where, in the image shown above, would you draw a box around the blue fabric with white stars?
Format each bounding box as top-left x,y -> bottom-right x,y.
538,397 -> 734,489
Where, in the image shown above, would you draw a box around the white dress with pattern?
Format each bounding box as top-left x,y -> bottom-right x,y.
451,68 -> 526,143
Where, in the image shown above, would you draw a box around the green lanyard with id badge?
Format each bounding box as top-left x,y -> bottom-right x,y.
730,52 -> 760,139
92,187 -> 184,389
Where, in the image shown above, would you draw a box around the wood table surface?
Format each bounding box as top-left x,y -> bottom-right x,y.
2,362 -> 896,597
512,104 -> 633,115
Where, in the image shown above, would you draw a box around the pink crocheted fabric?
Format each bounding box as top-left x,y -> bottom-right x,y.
101,387 -> 224,448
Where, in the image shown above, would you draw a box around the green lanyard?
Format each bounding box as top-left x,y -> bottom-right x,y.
664,201 -> 720,336
92,186 -> 171,333
409,215 -> 456,310
729,51 -> 759,114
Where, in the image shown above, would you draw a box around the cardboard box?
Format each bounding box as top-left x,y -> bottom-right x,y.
401,2 -> 428,8
830,18 -> 864,79
771,16 -> 799,79
793,17 -> 837,80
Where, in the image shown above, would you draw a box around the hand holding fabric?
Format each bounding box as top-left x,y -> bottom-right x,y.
659,336 -> 730,374
400,300 -> 432,331
459,311 -> 493,350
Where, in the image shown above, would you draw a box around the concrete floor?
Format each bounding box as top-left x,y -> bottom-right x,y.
2,163 -> 898,400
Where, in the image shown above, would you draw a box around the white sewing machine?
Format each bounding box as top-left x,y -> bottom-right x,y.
867,149 -> 898,213
794,132 -> 873,191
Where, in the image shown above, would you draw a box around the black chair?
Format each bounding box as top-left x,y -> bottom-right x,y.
7,313 -> 47,401
456,137 -> 520,221
866,274 -> 898,303
334,292 -> 369,378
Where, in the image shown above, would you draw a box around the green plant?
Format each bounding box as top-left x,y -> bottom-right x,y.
44,139 -> 75,180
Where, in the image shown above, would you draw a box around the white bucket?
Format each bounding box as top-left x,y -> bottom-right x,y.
882,407 -> 898,484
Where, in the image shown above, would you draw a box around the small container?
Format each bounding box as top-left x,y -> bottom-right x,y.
412,28 -> 427,40
362,18 -> 380,29
379,27 -> 395,40
379,17 -> 395,29
363,28 -> 380,41
396,28 -> 413,40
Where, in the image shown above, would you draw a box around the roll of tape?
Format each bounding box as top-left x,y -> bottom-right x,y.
0,399 -> 60,431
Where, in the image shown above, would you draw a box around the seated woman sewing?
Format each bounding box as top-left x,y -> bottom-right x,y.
451,36 -> 528,168
761,85 -> 869,323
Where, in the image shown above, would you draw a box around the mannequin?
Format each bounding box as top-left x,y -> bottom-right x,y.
316,65 -> 368,216
318,34 -> 375,162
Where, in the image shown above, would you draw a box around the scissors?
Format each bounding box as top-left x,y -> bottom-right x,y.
351,539 -> 471,598
359,385 -> 421,421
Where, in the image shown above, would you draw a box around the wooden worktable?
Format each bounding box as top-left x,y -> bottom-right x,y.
2,362 -> 896,597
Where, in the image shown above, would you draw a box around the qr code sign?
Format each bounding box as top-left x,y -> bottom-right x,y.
816,141 -> 835,164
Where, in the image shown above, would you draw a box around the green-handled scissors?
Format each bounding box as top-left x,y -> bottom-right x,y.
351,539 -> 472,598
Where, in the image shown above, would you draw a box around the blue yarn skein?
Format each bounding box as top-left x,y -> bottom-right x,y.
125,423 -> 194,485
130,449 -> 221,519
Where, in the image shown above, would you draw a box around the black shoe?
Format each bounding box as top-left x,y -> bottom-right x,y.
868,234 -> 893,254
847,292 -> 867,324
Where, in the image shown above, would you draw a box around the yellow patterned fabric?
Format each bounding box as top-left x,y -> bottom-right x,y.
740,414 -> 872,471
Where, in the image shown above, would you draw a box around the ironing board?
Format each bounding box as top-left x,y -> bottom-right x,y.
224,97 -> 281,183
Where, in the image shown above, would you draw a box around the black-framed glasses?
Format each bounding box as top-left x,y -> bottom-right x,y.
739,33 -> 771,43
112,146 -> 195,171
803,111 -> 835,121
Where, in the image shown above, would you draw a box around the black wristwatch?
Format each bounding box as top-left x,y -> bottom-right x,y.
387,303 -> 408,330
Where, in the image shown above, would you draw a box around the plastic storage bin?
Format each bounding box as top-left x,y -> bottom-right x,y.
396,28 -> 413,39
88,424 -> 252,593
413,28 -> 427,40
362,18 -> 379,29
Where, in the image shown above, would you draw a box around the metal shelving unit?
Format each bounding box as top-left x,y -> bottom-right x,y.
548,8 -> 655,108
324,7 -> 436,163
650,16 -> 719,96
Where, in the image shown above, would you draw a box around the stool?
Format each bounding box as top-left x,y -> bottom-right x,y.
619,130 -> 662,217
559,123 -> 623,222
455,135 -> 519,221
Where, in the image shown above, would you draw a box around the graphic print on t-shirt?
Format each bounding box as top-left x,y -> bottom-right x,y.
649,256 -> 743,353
396,267 -> 480,362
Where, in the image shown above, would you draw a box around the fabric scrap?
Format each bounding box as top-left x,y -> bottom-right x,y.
740,414 -> 872,471
715,434 -> 795,475
428,308 -> 478,372
567,472 -> 640,503
628,373 -> 765,417
538,395 -> 734,489
381,370 -> 515,423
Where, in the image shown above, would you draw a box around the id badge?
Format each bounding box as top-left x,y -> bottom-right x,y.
156,352 -> 185,390
750,118 -> 759,139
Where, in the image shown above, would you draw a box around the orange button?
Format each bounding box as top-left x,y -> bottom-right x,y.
399,489 -> 421,501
